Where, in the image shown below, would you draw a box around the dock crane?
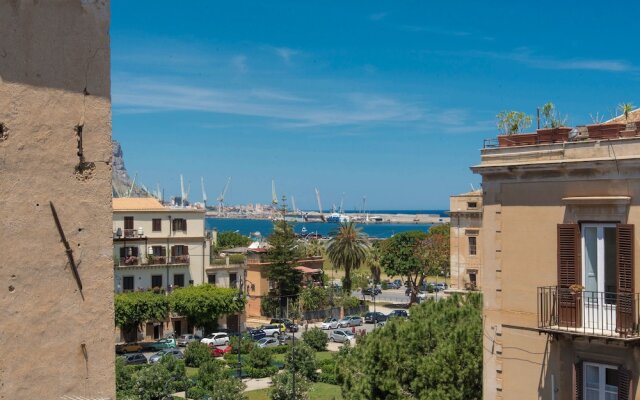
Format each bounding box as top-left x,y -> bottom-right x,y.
127,173 -> 137,197
201,177 -> 208,209
271,179 -> 278,206
180,174 -> 185,206
217,177 -> 231,215
291,195 -> 297,215
315,188 -> 325,222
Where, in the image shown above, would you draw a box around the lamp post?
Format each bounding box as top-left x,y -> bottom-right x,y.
234,276 -> 244,379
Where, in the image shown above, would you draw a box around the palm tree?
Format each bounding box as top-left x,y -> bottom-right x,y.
618,102 -> 635,122
327,222 -> 369,293
366,244 -> 382,285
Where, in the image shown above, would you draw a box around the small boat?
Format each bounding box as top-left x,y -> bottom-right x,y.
301,226 -> 308,234
326,213 -> 350,223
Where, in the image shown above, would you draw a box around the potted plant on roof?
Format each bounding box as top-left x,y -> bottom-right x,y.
536,102 -> 572,143
618,102 -> 639,137
497,111 -> 534,147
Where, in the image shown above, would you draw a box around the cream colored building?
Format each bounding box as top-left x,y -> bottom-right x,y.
449,190 -> 483,290
473,123 -> 640,400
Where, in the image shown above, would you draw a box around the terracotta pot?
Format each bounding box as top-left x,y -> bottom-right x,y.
586,123 -> 625,139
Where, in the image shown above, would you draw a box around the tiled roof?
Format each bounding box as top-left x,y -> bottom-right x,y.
606,109 -> 640,124
113,197 -> 165,211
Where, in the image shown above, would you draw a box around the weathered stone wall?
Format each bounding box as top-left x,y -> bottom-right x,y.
0,1 -> 114,398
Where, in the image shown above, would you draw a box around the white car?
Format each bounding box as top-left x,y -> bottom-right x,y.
321,317 -> 339,330
260,324 -> 282,337
200,332 -> 230,346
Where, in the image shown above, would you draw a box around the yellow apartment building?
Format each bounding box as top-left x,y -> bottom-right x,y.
473,122 -> 640,400
449,189 -> 483,290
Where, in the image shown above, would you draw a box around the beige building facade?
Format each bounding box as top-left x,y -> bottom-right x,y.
474,124 -> 640,400
0,1 -> 115,398
449,190 -> 483,290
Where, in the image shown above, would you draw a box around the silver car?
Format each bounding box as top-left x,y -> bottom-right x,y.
321,317 -> 339,330
338,315 -> 363,327
256,337 -> 280,348
148,348 -> 184,363
177,334 -> 201,347
329,329 -> 355,344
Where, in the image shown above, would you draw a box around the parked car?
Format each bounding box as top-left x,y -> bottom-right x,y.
386,281 -> 401,289
149,348 -> 184,364
278,333 -> 294,345
260,324 -> 282,337
115,343 -> 143,354
248,329 -> 267,341
435,282 -> 448,291
145,338 -> 177,351
364,312 -> 387,324
120,352 -> 147,365
361,287 -> 382,296
320,317 -> 339,330
201,332 -> 230,346
387,309 -> 409,319
256,337 -> 280,348
177,334 -> 201,347
329,329 -> 356,344
338,315 -> 363,328
211,345 -> 233,357
270,318 -> 299,332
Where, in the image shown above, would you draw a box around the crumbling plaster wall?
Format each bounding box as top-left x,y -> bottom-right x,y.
0,1 -> 114,399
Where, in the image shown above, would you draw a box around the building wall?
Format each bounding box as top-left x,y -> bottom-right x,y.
113,210 -> 206,238
0,1 -> 114,398
450,191 -> 483,290
476,144 -> 640,399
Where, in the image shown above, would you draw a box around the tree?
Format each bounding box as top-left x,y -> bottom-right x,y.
336,294 -> 482,400
188,360 -> 246,400
299,286 -> 330,311
365,242 -> 383,285
379,231 -> 427,304
115,291 -> 169,341
302,327 -> 328,351
496,110 -> 532,135
350,270 -> 370,300
303,238 -> 325,257
416,228 -> 450,277
184,341 -> 213,368
326,222 -> 369,293
285,342 -> 317,381
618,102 -> 635,122
169,285 -> 245,334
540,102 -> 567,128
131,361 -> 174,400
266,219 -> 303,305
216,231 -> 251,250
269,371 -> 310,400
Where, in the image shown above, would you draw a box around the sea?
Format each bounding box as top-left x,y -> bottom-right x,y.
205,210 -> 448,239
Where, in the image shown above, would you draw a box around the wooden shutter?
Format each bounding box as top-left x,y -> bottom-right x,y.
618,365 -> 631,400
182,245 -> 189,255
124,216 -> 134,230
574,361 -> 583,400
616,224 -> 634,334
558,224 -> 581,327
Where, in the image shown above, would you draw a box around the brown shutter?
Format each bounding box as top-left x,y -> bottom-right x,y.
616,224 -> 634,334
183,219 -> 188,231
119,247 -> 126,258
183,245 -> 189,255
558,224 -> 582,327
574,361 -> 583,400
618,365 -> 631,400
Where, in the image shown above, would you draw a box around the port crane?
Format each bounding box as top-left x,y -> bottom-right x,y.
201,177 -> 208,209
315,188 -> 325,221
217,177 -> 231,215
271,179 -> 278,206
179,174 -> 190,207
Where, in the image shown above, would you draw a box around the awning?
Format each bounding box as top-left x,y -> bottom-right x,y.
295,266 -> 322,274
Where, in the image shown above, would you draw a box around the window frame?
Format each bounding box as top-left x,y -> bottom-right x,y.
583,361 -> 619,400
152,218 -> 162,232
468,236 -> 477,256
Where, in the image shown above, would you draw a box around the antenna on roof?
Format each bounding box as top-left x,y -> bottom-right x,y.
470,183 -> 476,191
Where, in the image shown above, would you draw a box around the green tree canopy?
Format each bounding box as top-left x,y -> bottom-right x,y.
216,231 -> 251,250
379,230 -> 427,304
266,219 -> 303,300
496,110 -> 532,135
365,242 -> 383,284
336,294 -> 482,400
327,222 -> 369,293
169,285 -> 245,334
115,291 -> 170,330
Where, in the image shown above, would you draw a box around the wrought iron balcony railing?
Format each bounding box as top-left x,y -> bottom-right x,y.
537,286 -> 640,339
114,255 -> 190,267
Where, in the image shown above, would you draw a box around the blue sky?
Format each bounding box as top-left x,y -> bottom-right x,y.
111,1 -> 640,210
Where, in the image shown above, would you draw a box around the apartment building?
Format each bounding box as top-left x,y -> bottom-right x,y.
473,123 -> 640,399
449,189 -> 483,290
113,197 -> 210,293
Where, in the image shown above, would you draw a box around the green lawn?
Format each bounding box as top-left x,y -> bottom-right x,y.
272,351 -> 333,363
186,366 -> 198,377
245,382 -> 342,400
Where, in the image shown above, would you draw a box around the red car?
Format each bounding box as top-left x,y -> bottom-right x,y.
211,345 -> 233,357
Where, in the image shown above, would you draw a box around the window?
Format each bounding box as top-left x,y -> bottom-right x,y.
172,218 -> 187,232
584,362 -> 619,400
230,273 -> 237,289
123,276 -> 134,292
151,275 -> 162,289
152,218 -> 162,232
468,236 -> 477,256
173,274 -> 185,287
151,246 -> 166,256
207,274 -> 216,285
467,201 -> 478,209
124,216 -> 134,229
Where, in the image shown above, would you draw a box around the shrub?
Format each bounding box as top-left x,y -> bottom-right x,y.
302,327 -> 328,351
115,357 -> 136,397
269,344 -> 289,354
317,358 -> 337,384
230,335 -> 255,353
247,346 -> 272,369
285,342 -> 317,381
246,365 -> 278,378
187,360 -> 246,400
132,362 -> 173,400
184,341 -> 212,368
269,371 -> 310,400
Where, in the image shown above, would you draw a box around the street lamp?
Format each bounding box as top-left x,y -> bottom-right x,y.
233,276 -> 245,379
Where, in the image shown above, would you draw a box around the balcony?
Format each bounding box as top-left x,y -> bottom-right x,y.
114,255 -> 190,267
537,286 -> 640,340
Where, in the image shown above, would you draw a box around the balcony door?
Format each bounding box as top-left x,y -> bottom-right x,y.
582,224 -> 617,331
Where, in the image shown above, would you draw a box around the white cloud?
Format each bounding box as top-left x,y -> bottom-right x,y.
273,47 -> 298,64
231,55 -> 248,73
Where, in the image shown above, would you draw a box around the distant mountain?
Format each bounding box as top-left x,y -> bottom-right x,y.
112,140 -> 149,198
